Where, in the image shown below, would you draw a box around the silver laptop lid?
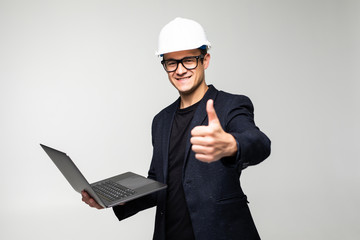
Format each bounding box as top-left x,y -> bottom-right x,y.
40,144 -> 105,206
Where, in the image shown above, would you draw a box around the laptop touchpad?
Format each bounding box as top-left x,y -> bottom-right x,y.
117,176 -> 155,189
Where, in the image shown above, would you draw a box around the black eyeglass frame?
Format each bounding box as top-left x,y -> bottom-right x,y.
161,55 -> 205,73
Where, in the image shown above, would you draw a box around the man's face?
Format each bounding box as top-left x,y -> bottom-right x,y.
163,49 -> 210,96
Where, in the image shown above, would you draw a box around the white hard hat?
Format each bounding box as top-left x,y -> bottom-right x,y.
156,17 -> 211,56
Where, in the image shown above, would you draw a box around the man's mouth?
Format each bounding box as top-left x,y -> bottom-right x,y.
176,76 -> 192,81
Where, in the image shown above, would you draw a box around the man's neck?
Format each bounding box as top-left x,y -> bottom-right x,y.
179,84 -> 209,109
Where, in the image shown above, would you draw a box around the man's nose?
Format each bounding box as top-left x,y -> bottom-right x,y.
175,62 -> 187,75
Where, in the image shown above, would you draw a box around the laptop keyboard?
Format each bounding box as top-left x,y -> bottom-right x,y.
92,181 -> 136,202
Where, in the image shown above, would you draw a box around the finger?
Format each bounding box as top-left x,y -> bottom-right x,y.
191,125 -> 213,137
81,191 -> 90,202
195,153 -> 215,163
190,136 -> 214,146
206,99 -> 220,125
81,191 -> 104,209
89,199 -> 103,209
192,144 -> 213,155
81,190 -> 89,198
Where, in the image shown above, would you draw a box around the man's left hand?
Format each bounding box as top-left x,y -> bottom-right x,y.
190,99 -> 237,163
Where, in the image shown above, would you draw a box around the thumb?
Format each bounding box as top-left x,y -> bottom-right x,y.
206,99 -> 219,125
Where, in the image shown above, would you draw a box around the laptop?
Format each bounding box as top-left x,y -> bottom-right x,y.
40,144 -> 167,208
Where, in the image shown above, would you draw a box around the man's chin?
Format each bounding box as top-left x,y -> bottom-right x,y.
177,87 -> 194,96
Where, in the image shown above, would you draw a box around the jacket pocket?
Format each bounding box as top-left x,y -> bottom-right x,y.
216,193 -> 248,205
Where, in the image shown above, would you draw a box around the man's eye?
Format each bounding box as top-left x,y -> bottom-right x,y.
183,58 -> 195,63
167,61 -> 177,66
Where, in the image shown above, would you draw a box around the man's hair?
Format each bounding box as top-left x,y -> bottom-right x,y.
199,47 -> 207,64
199,47 -> 207,56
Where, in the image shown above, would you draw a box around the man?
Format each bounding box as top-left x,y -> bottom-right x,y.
82,17 -> 271,240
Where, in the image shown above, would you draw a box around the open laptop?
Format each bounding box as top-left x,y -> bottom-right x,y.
40,144 -> 167,208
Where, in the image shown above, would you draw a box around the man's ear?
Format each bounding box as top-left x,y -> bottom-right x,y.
203,53 -> 210,70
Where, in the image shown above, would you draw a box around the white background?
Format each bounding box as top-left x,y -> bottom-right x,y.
0,0 -> 359,239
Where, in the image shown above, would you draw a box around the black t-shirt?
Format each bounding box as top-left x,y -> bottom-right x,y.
165,102 -> 200,240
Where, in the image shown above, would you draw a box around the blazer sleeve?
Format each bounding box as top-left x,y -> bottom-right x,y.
112,116 -> 160,221
112,155 -> 158,221
221,95 -> 271,170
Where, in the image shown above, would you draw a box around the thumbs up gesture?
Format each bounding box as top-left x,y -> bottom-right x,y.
190,99 -> 238,163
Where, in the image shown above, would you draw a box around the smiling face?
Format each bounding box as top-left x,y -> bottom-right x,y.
163,49 -> 210,103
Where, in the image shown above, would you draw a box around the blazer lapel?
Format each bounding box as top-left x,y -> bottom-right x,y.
182,85 -> 219,175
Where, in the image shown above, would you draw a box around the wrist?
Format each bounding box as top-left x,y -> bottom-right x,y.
226,133 -> 238,157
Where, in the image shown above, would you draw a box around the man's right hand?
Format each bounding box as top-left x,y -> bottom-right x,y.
81,191 -> 104,210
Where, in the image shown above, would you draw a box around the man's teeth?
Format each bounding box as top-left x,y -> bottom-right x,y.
178,76 -> 191,80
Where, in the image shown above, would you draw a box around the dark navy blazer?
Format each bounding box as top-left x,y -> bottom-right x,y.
113,85 -> 271,240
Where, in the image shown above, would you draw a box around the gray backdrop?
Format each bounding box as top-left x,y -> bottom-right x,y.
1,0 -> 359,239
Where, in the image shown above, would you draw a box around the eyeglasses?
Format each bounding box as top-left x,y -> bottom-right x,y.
161,55 -> 204,72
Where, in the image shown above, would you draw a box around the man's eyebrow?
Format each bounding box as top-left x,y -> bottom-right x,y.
163,56 -> 194,61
